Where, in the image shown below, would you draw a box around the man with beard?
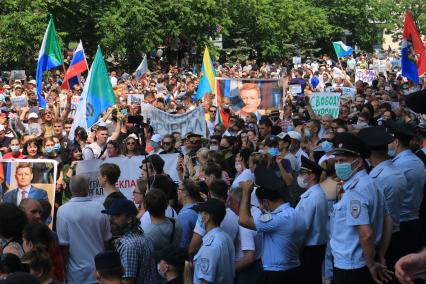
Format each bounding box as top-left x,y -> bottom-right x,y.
56,175 -> 111,284
102,199 -> 157,284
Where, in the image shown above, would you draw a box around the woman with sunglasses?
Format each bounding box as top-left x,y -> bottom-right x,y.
122,135 -> 141,158
133,179 -> 148,219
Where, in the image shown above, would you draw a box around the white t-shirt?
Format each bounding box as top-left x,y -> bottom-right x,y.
235,207 -> 262,261
231,169 -> 255,190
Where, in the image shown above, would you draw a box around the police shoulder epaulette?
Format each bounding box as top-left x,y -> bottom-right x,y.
371,168 -> 383,178
348,179 -> 359,190
204,234 -> 215,246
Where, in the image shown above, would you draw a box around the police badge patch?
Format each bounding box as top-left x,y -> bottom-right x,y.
350,199 -> 361,218
200,258 -> 209,273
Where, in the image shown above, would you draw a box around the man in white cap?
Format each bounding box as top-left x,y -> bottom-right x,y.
287,131 -> 308,172
149,133 -> 163,154
12,84 -> 24,97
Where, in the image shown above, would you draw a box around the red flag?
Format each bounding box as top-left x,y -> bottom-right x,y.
403,10 -> 426,76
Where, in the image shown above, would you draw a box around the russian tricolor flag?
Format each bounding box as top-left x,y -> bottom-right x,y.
62,41 -> 88,90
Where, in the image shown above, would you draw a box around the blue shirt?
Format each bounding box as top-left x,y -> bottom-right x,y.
370,160 -> 407,232
295,184 -> 328,246
330,170 -> 386,269
176,204 -> 197,248
194,227 -> 235,284
392,149 -> 426,222
254,203 -> 306,271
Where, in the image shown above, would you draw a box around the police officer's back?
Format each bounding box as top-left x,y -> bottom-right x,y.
359,126 -> 408,271
295,156 -> 328,284
239,166 -> 306,284
192,198 -> 235,284
385,120 -> 426,255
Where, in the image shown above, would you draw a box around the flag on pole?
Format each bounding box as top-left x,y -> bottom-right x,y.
135,55 -> 148,80
332,41 -> 353,58
196,47 -> 216,100
36,15 -> 64,108
401,10 -> 424,84
61,40 -> 88,90
402,10 -> 426,80
69,46 -> 116,141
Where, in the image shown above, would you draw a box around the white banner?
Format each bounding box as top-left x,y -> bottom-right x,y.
310,92 -> 341,118
141,103 -> 206,137
355,69 -> 377,85
76,154 -> 180,201
325,86 -> 356,101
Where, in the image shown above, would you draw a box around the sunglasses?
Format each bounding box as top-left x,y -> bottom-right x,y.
209,110 -> 216,113
210,141 -> 218,145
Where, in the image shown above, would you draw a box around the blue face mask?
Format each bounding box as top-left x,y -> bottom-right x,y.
321,141 -> 333,152
388,148 -> 396,158
304,128 -> 311,138
197,214 -> 205,230
45,146 -> 55,154
335,161 -> 355,181
54,143 -> 61,151
10,145 -> 20,152
151,141 -> 159,149
287,125 -> 293,132
268,147 -> 280,157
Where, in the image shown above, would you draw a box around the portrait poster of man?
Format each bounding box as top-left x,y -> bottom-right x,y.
0,159 -> 57,218
216,78 -> 284,120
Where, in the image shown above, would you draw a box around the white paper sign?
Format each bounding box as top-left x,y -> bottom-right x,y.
355,69 -> 377,85
127,93 -> 144,105
10,96 -> 28,107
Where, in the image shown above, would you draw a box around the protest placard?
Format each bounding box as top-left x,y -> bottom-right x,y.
216,78 -> 284,120
355,69 -> 377,85
310,92 -> 341,118
325,87 -> 356,101
289,84 -> 302,95
127,93 -> 144,105
76,154 -> 179,200
292,56 -> 301,65
10,70 -> 26,81
10,96 -> 28,107
1,159 -> 58,222
71,95 -> 80,110
141,103 -> 206,137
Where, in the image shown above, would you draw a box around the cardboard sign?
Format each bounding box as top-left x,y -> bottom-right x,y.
325,87 -> 356,101
127,94 -> 144,105
10,96 -> 28,107
310,92 -> 341,118
10,70 -> 26,81
289,84 -> 302,95
292,57 -> 302,65
71,95 -> 80,110
355,69 -> 377,85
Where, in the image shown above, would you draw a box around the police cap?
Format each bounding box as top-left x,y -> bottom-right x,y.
358,126 -> 394,150
300,156 -> 323,176
384,119 -> 416,138
331,132 -> 370,158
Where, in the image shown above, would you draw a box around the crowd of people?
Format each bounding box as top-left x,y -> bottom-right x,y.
0,50 -> 426,284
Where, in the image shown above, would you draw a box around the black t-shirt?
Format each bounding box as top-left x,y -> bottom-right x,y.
103,191 -> 127,209
167,276 -> 183,284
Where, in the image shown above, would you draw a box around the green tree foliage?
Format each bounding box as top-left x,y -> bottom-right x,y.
0,0 -> 424,70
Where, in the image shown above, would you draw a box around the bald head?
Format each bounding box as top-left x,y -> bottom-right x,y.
19,198 -> 43,224
70,175 -> 89,197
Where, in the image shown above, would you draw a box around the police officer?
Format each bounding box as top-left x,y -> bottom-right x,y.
295,156 -> 328,284
239,166 -> 306,284
192,198 -> 235,284
359,126 -> 408,272
385,120 -> 426,256
330,133 -> 391,284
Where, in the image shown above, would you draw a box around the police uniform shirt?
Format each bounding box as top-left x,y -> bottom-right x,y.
254,202 -> 307,271
295,183 -> 328,246
193,208 -> 239,243
392,149 -> 426,222
235,206 -> 263,261
370,160 -> 407,233
193,227 -> 236,284
330,169 -> 386,270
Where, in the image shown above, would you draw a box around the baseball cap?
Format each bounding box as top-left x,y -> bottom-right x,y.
287,131 -> 302,141
151,134 -> 163,143
28,80 -> 36,85
95,251 -> 122,271
193,198 -> 226,223
28,112 -> 39,119
14,85 -> 22,89
101,199 -> 138,216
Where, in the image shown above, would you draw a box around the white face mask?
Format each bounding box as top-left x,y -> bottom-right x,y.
210,145 -> 219,151
297,176 -> 308,189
